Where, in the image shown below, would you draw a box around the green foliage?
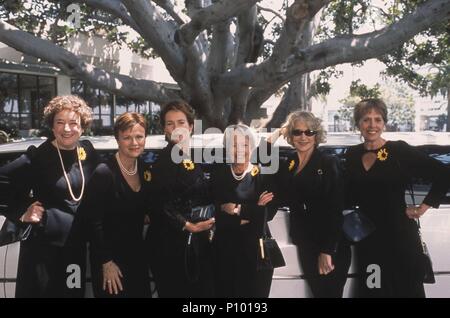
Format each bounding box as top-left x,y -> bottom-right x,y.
349,80 -> 381,99
338,80 -> 415,131
310,68 -> 343,97
316,0 -> 448,101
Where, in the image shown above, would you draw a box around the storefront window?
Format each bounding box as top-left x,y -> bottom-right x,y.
0,72 -> 56,132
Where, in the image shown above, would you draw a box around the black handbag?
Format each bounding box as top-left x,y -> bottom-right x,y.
418,223 -> 435,284
190,204 -> 215,222
0,218 -> 32,247
407,184 -> 435,284
342,207 -> 376,243
257,207 -> 286,271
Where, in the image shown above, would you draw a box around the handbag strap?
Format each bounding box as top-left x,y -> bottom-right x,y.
405,179 -> 422,229
262,206 -> 269,238
396,157 -> 422,230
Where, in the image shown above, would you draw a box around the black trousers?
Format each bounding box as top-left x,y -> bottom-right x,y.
214,232 -> 273,298
15,238 -> 86,298
296,240 -> 351,298
147,230 -> 214,298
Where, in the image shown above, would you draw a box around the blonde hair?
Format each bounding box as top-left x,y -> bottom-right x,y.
282,111 -> 326,146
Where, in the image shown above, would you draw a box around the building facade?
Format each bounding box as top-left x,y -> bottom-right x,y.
0,34 -> 173,137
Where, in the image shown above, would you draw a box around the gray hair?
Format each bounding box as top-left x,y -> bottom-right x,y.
223,124 -> 258,162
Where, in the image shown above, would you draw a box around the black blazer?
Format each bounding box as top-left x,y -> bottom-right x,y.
270,148 -> 344,254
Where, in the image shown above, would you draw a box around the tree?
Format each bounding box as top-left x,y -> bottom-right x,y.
0,0 -> 448,129
338,80 -> 415,131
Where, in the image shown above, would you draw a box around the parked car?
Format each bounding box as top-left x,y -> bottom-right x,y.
1,132 -> 449,298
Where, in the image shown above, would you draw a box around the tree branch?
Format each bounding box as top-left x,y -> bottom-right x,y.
0,20 -> 179,103
121,0 -> 186,82
270,0 -> 330,69
185,0 -> 209,17
229,5 -> 259,123
75,0 -> 142,32
217,0 -> 450,96
175,0 -> 261,48
265,74 -> 311,128
257,4 -> 285,23
152,0 -> 189,25
208,19 -> 233,75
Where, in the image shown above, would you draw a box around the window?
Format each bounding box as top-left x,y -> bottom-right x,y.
0,72 -> 56,131
71,79 -> 113,131
71,79 -> 155,133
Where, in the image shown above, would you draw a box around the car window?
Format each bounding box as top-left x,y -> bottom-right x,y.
412,145 -> 450,205
0,176 -> 9,216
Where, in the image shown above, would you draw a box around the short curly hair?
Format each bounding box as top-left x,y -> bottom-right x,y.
282,111 -> 326,147
43,95 -> 93,129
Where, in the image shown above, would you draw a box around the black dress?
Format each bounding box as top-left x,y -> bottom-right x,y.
76,158 -> 151,298
0,139 -> 98,298
345,140 -> 450,297
271,148 -> 351,298
145,143 -> 213,298
211,163 -> 275,298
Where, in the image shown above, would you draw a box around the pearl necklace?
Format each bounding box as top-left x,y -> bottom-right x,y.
116,152 -> 137,176
230,163 -> 252,181
55,141 -> 85,202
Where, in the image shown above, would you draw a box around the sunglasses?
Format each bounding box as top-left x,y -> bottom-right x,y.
291,129 -> 317,137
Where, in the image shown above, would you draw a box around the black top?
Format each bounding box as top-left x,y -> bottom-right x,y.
147,143 -> 210,232
78,157 -> 151,264
270,147 -> 344,254
345,140 -> 450,247
211,163 -> 276,238
0,139 -> 99,247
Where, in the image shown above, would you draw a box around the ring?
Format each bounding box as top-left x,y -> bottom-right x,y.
107,280 -> 112,283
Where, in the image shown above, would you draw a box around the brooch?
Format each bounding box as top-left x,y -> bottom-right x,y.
377,148 -> 388,161
143,170 -> 152,182
288,159 -> 295,171
77,147 -> 86,161
182,159 -> 195,171
251,166 -> 259,177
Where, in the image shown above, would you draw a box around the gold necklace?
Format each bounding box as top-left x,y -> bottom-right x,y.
55,141 -> 85,202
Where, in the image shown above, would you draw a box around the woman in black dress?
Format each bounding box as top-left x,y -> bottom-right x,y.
211,124 -> 276,298
267,111 -> 351,298
146,100 -> 215,298
78,112 -> 151,297
345,98 -> 450,297
0,95 -> 98,297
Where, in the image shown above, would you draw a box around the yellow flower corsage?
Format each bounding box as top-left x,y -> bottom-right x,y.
288,159 -> 295,171
183,159 -> 195,171
77,147 -> 86,161
143,170 -> 152,182
251,165 -> 259,177
377,148 -> 388,161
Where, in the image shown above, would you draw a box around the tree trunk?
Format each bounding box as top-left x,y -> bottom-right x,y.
265,73 -> 311,128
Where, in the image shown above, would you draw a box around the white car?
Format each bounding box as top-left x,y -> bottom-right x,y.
1,132 -> 449,298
